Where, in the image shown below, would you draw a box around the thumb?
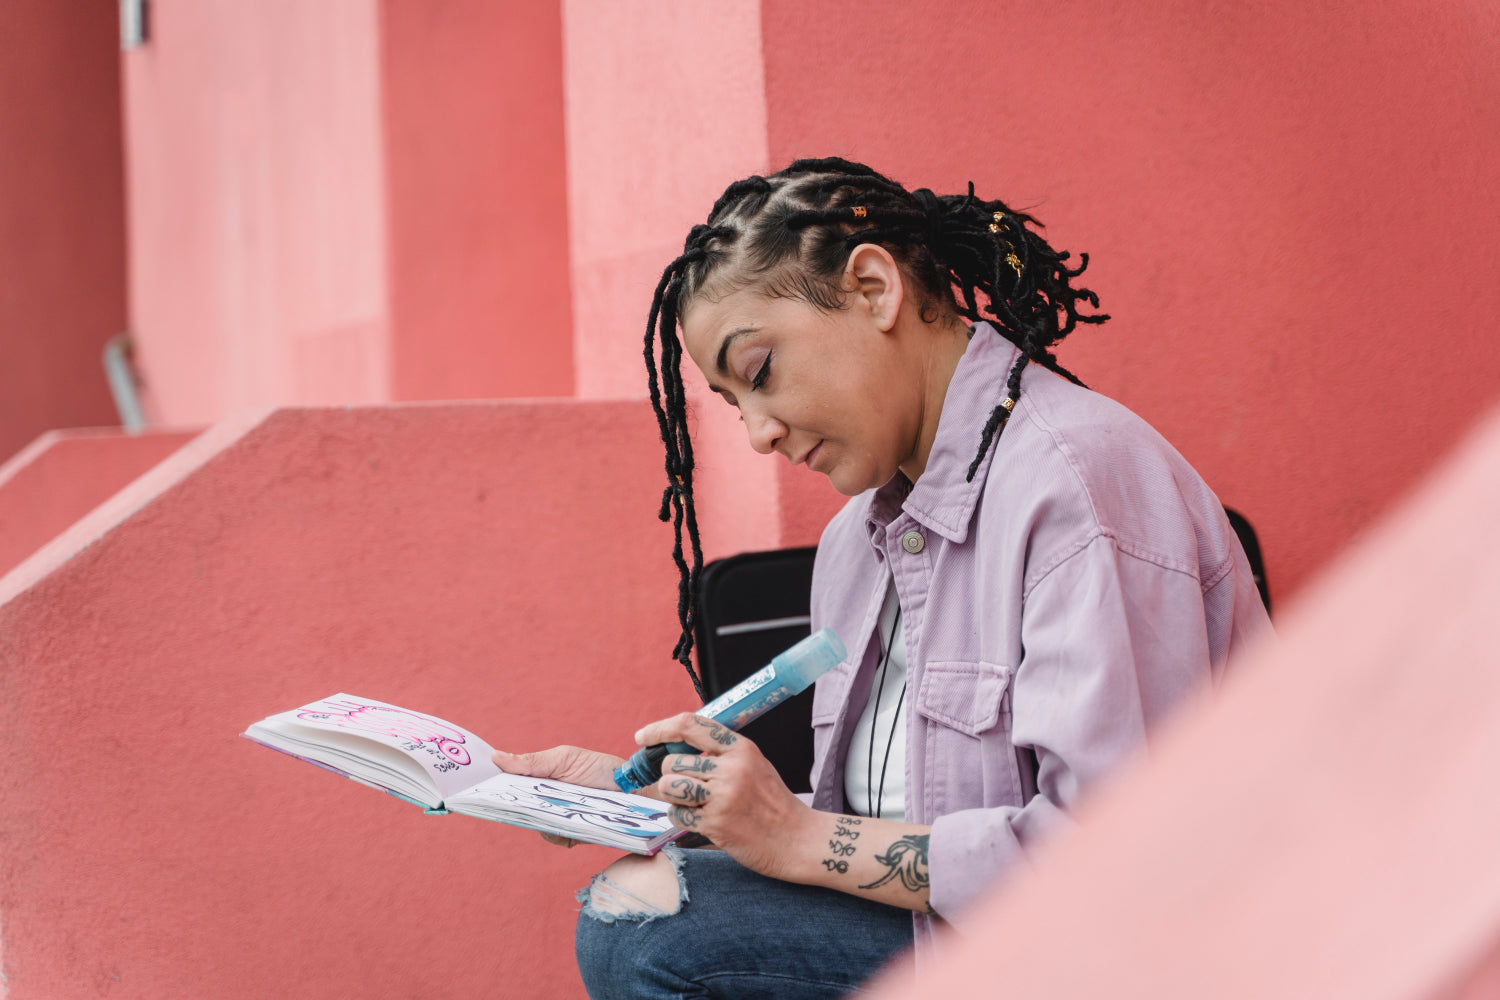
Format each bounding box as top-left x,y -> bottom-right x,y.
492,748 -> 551,775
492,745 -> 626,789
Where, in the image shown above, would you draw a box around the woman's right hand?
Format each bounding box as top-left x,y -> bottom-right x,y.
491,745 -> 629,849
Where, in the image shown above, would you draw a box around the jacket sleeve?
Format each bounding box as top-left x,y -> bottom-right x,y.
928,531 -> 1231,922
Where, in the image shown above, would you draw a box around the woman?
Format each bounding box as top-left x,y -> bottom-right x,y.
497,158 -> 1271,998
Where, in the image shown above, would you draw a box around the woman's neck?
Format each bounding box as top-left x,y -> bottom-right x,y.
898,315 -> 973,483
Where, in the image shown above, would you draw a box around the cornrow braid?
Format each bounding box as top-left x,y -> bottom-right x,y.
644,160 -> 1108,691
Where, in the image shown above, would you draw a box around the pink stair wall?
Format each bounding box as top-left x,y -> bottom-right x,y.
867,404 -> 1500,999
0,401 -> 690,1000
0,429 -> 197,578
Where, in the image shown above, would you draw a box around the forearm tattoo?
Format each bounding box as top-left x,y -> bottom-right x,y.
859,834 -> 930,896
821,816 -> 861,876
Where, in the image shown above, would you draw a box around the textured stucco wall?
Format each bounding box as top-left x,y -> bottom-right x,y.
0,401 -> 686,1000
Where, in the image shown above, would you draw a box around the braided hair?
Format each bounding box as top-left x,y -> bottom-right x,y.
645,157 -> 1108,695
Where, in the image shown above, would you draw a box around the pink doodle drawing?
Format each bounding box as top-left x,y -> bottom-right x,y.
299,699 -> 473,766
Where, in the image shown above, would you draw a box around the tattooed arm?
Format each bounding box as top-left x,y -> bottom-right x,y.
638,712 -> 936,914
800,815 -> 937,914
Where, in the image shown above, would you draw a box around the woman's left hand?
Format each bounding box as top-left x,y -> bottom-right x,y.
635,713 -> 816,881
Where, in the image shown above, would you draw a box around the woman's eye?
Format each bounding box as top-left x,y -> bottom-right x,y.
750,353 -> 772,390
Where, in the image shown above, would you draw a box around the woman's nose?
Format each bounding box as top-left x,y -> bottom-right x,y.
743,408 -> 786,455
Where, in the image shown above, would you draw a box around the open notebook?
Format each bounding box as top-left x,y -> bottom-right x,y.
244,694 -> 680,853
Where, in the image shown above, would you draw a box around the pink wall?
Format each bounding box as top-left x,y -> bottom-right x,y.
562,0 -> 785,560
869,402 -> 1500,1000
0,428 -> 196,578
382,0 -> 574,401
0,1 -> 126,464
122,0 -> 577,427
761,0 -> 1500,600
122,0 -> 390,425
0,401 -> 688,1000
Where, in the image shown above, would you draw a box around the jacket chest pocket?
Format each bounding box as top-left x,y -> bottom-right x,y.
914,660 -> 1022,809
914,660 -> 1013,735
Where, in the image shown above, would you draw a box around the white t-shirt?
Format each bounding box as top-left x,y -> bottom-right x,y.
843,581 -> 906,820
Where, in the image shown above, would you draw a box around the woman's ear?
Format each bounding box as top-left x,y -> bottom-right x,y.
845,243 -> 905,333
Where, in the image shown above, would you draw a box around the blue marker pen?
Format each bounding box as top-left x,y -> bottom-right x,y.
612,628 -> 846,793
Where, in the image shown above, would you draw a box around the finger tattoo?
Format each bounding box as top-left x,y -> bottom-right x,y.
692,717 -> 738,747
669,778 -> 710,805
670,756 -> 717,774
669,805 -> 701,829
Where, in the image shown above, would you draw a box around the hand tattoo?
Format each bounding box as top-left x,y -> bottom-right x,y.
669,778 -> 710,805
670,756 -> 717,774
822,859 -> 849,874
693,717 -> 738,747
859,835 -> 930,894
669,805 -> 700,829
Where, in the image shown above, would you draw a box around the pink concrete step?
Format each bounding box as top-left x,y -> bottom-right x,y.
0,428 -> 198,578
0,400 -> 693,1000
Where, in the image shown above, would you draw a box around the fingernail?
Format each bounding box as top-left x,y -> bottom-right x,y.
632,730 -> 645,744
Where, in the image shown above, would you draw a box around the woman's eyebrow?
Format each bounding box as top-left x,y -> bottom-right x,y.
714,326 -> 760,376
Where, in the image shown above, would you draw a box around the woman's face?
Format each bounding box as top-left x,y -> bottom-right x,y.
679,281 -> 927,496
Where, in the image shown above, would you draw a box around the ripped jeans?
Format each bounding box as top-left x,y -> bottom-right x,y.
574,846 -> 914,999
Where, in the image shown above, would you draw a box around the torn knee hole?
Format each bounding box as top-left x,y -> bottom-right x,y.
579,851 -> 686,923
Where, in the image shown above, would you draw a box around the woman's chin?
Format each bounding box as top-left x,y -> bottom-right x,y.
825,464 -> 880,497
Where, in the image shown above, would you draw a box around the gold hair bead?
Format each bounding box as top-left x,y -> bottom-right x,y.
852,206 -> 867,218
1006,252 -> 1023,277
1000,397 -> 1016,412
988,223 -> 1001,233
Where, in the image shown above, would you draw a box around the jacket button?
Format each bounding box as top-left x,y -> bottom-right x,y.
901,530 -> 925,554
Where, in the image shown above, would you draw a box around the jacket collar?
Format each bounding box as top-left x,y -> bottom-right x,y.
866,323 -> 1021,545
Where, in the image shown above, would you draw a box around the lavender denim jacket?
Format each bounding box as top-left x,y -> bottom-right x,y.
807,325 -> 1271,956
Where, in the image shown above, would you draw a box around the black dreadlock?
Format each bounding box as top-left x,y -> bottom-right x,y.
644,158 -> 1108,693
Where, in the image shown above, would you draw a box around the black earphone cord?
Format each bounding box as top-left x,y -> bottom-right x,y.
867,602 -> 905,819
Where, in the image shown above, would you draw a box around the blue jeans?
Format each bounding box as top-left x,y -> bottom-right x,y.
575,847 -> 915,999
